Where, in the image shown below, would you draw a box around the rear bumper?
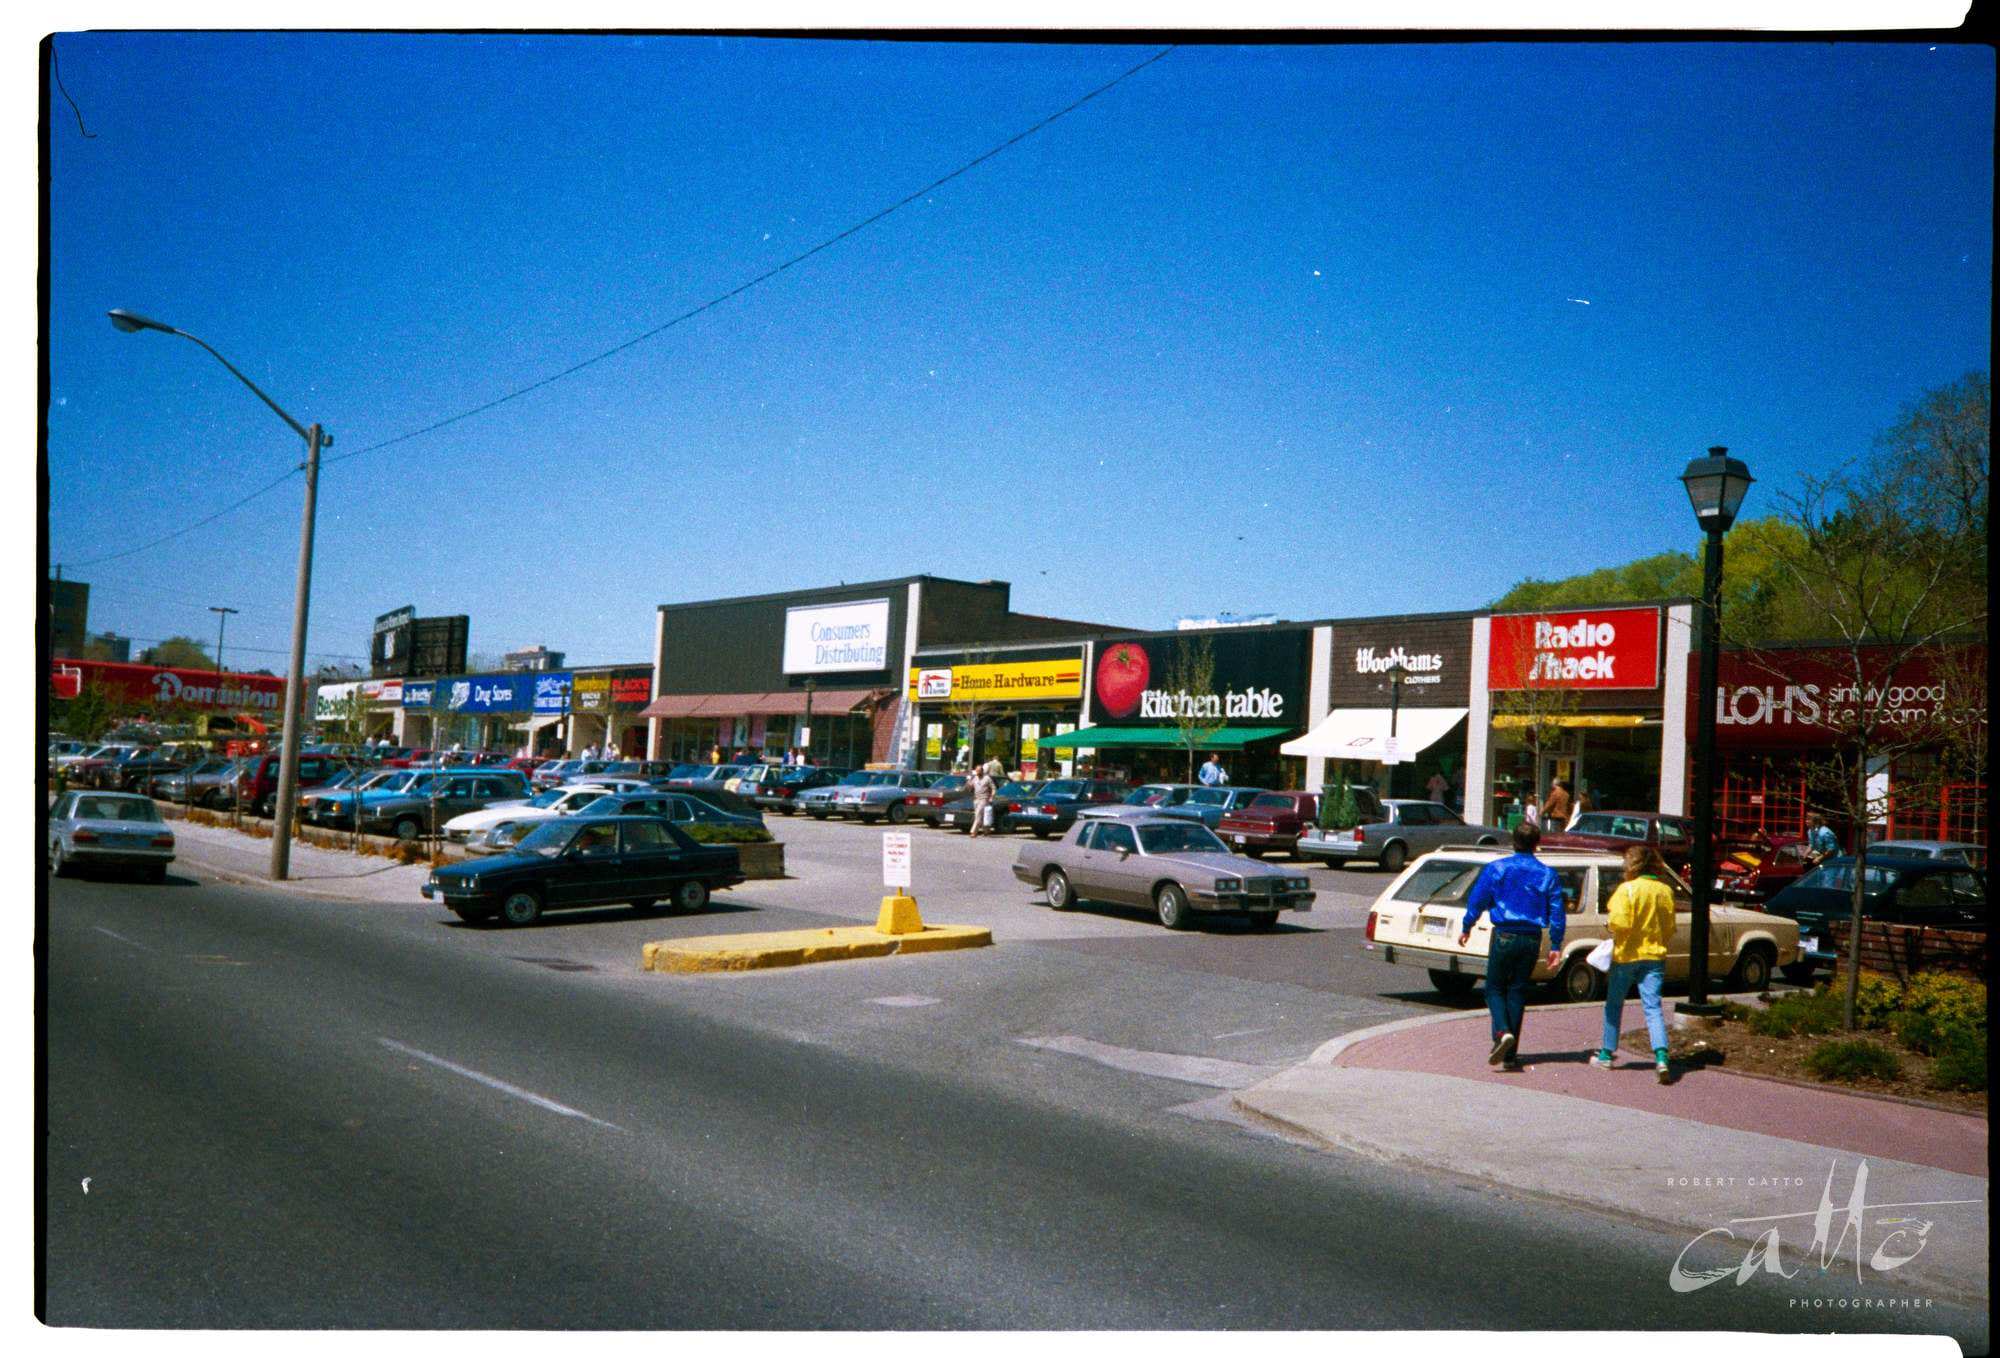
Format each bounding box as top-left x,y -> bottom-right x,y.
1372,940 -> 1489,976
1296,834 -> 1373,863
1218,827 -> 1296,852
67,845 -> 174,867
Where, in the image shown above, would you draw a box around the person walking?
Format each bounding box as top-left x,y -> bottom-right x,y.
1458,821 -> 1566,1070
1543,779 -> 1572,829
1426,769 -> 1450,804
1806,813 -> 1841,866
1566,785 -> 1592,830
981,755 -> 1005,783
1520,788 -> 1541,828
1590,844 -> 1677,1083
1198,753 -> 1228,786
968,766 -> 997,837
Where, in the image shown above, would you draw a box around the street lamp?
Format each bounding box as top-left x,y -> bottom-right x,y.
802,679 -> 816,762
1679,446 -> 1754,1012
209,605 -> 238,676
111,309 -> 331,881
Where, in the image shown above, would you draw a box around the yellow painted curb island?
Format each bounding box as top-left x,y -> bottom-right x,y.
642,924 -> 993,974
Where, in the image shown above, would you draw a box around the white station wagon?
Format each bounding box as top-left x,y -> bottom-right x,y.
1364,846 -> 1800,1001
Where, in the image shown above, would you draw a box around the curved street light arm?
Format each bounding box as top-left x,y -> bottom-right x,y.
169,329 -> 315,445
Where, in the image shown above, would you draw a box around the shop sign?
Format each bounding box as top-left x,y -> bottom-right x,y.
1702,647 -> 1985,749
442,674 -> 528,713
376,679 -> 403,705
1487,607 -> 1661,692
573,673 -> 610,711
783,598 -> 892,675
1329,619 -> 1473,707
402,680 -> 436,709
1090,630 -> 1309,726
315,682 -> 360,719
906,657 -> 1084,703
533,672 -> 572,715
53,659 -> 285,712
610,675 -> 652,707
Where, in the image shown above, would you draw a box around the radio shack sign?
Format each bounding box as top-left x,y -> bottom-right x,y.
1487,607 -> 1662,692
783,598 -> 892,675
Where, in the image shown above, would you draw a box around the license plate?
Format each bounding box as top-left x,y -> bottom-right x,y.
1234,834 -> 1247,844
941,813 -> 957,825
1423,917 -> 1450,936
1802,935 -> 1819,953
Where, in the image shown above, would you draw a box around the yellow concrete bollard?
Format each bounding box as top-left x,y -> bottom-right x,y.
876,892 -> 925,935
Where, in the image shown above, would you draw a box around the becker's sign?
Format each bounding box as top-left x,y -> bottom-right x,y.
1487,607 -> 1661,692
783,598 -> 892,675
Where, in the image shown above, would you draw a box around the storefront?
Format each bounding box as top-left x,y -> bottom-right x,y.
644,575 -> 1113,767
906,643 -> 1087,774
568,667 -> 654,757
313,678 -> 404,743
1038,626 -> 1312,787
1464,602 -> 1694,827
52,659 -> 287,744
1700,643 -> 1986,848
397,680 -> 436,747
1281,614 -> 1477,804
424,671 -> 532,751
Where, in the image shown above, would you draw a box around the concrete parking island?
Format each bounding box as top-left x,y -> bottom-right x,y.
641,892 -> 992,974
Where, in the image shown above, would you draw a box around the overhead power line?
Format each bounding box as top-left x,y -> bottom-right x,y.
53,46 -> 1175,570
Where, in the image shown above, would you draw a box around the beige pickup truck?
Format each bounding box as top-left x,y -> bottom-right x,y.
1364,846 -> 1800,1001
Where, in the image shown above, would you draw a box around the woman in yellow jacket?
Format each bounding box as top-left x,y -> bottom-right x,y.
1592,844 -> 1676,1083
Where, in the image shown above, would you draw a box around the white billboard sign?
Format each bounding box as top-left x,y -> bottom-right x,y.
783,598 -> 892,675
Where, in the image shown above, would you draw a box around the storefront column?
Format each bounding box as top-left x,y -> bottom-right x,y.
1657,601 -> 1693,814
1465,616 -> 1494,826
1304,624 -> 1332,793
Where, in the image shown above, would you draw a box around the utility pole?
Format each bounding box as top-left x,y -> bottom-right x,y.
209,605 -> 238,675
269,424 -> 325,879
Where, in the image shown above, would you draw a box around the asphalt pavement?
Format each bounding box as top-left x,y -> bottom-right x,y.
39,831 -> 1987,1339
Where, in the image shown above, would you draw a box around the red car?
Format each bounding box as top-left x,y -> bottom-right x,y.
1539,810 -> 1696,874
1217,791 -> 1321,859
1715,833 -> 1814,902
231,751 -> 353,816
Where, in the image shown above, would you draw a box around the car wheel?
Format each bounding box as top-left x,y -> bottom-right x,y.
1242,847 -> 1264,859
499,890 -> 543,926
1379,842 -> 1409,873
629,898 -> 660,915
1476,836 -> 1499,847
673,880 -> 710,913
1045,868 -> 1075,911
1729,943 -> 1775,993
1428,968 -> 1477,995
859,814 -> 880,825
392,817 -> 421,842
1557,957 -> 1603,1002
1780,961 -> 1819,986
779,806 -> 795,815
886,803 -> 909,825
1032,827 -> 1050,839
808,811 -> 828,820
1247,910 -> 1279,930
49,841 -> 70,877
1155,883 -> 1193,931
143,865 -> 168,884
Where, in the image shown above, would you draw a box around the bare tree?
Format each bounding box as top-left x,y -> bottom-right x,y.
1162,635 -> 1226,783
1487,640 -> 1583,811
1731,373 -> 1987,1028
939,648 -> 1007,772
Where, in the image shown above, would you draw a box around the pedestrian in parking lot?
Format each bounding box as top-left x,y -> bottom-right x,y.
1543,780 -> 1572,828
1199,753 -> 1228,786
1458,821 -> 1566,1071
1567,786 -> 1592,830
1592,844 -> 1676,1083
1806,813 -> 1840,865
968,766 -> 997,837
1520,788 -> 1541,828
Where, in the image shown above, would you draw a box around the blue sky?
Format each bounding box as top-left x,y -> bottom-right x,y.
45,36 -> 1993,670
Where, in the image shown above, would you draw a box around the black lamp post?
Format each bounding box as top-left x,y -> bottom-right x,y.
1679,447 -> 1755,1012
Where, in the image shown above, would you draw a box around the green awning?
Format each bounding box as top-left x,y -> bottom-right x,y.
1035,725 -> 1296,751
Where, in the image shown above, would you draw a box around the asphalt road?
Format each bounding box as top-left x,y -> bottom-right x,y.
42,863 -> 1981,1338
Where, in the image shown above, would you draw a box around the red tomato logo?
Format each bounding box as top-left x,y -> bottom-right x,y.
1094,642 -> 1151,718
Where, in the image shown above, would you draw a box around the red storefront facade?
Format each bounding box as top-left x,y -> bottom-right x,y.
51,658 -> 287,717
1693,645 -> 1986,848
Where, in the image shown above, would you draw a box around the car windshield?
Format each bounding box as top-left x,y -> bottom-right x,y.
524,789 -> 568,808
1041,780 -> 1085,797
511,821 -> 579,856
780,767 -> 819,783
669,764 -> 703,779
1796,863 -> 1900,897
997,781 -> 1039,797
1567,813 -> 1649,840
562,792 -> 610,811
1138,823 -> 1229,855
73,796 -> 161,823
1393,859 -> 1485,905
1249,794 -> 1292,810
1124,787 -> 1170,805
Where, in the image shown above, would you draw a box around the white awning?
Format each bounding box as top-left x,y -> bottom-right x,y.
509,715 -> 564,733
1280,707 -> 1467,762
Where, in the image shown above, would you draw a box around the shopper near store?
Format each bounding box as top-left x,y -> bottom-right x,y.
1520,789 -> 1541,828
968,767 -> 997,837
1806,813 -> 1841,865
1543,779 -> 1572,828
1458,821 -> 1566,1071
981,755 -> 1005,782
1426,769 -> 1450,804
1567,786 -> 1592,830
1198,753 -> 1229,786
1590,844 -> 1676,1083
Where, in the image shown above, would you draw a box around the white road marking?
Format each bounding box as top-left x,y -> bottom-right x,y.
869,995 -> 941,1007
91,926 -> 140,947
81,1178 -> 91,1194
378,1039 -> 623,1131
1017,1035 -> 1279,1090
1211,1027 -> 1271,1040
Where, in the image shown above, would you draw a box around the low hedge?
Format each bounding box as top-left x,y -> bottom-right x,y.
684,824 -> 775,845
1804,1039 -> 1903,1084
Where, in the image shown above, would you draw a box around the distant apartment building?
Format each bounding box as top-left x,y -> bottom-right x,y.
49,578 -> 89,657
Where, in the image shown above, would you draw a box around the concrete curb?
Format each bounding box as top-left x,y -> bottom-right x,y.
643,924 -> 993,974
1306,991 -> 1787,1066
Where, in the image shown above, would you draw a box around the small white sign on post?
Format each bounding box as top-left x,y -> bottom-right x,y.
1381,735 -> 1406,765
798,725 -> 812,748
881,831 -> 912,890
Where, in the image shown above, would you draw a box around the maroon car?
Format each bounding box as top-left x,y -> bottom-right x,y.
1217,790 -> 1321,859
1538,810 -> 1696,874
232,751 -> 353,817
1715,833 -> 1814,902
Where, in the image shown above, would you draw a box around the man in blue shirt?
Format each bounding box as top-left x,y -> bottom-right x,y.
1807,814 -> 1841,865
1459,820 -> 1567,1070
1198,754 -> 1228,787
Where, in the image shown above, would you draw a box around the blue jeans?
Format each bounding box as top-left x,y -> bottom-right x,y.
1602,959 -> 1668,1054
1485,930 -> 1542,1042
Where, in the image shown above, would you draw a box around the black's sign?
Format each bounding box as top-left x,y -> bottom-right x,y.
1092,629 -> 1310,727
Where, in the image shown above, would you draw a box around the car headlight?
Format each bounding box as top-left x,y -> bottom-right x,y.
1214,878 -> 1242,893
1289,878 -> 1311,890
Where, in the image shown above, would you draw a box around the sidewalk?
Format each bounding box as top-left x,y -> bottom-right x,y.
1234,1005 -> 1989,1303
168,816 -> 436,904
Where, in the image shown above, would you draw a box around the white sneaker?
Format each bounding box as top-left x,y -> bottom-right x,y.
1588,1052 -> 1616,1069
1488,1032 -> 1516,1066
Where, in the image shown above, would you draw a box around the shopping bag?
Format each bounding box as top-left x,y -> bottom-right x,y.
1586,938 -> 1614,973
981,803 -> 995,829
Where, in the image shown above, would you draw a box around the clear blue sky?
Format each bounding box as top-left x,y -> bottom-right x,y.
46,36 -> 1993,670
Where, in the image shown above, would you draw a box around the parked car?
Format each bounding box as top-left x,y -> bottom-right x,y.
1866,839 -> 1986,868
1168,786 -> 1271,830
1002,778 -> 1132,838
442,783 -> 614,845
1539,811 -> 1696,875
798,770 -> 881,818
55,742 -> 131,776
557,775 -> 658,796
46,738 -> 92,771
1216,790 -> 1325,859
928,779 -> 1044,831
1012,815 -> 1316,929
68,745 -> 150,789
1298,798 -> 1505,872
671,765 -> 759,799
221,752 -> 352,817
580,789 -> 763,829
421,815 -> 746,925
149,756 -> 235,801
902,773 -> 970,820
754,765 -> 851,814
47,790 -> 176,881
354,769 -> 535,841
1762,856 -> 1988,981
1714,833 -> 1816,902
827,769 -> 948,823
1364,846 -> 1798,1000
530,758 -> 582,791
303,768 -> 418,826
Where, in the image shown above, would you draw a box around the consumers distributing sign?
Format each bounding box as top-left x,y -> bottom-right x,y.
783,598 -> 891,675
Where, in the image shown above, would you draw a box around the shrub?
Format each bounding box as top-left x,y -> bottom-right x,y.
1805,1039 -> 1903,1084
1850,972 -> 1906,1030
685,824 -> 774,845
1748,988 -> 1842,1038
1900,972 -> 1987,1028
1927,1029 -> 1988,1093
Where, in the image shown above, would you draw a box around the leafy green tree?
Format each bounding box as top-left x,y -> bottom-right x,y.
137,636 -> 214,668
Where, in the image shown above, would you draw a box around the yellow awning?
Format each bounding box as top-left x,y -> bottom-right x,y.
1491,714 -> 1650,729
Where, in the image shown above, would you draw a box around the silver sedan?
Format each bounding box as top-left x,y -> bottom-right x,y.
1013,816 -> 1315,930
49,791 -> 177,882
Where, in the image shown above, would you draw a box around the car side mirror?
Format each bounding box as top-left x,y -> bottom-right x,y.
1115,847 -> 1132,859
